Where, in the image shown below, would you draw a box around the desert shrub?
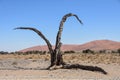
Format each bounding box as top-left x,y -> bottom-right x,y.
111,50 -> 117,53
0,51 -> 9,54
10,52 -> 15,54
22,50 -> 47,55
117,49 -> 120,53
64,50 -> 75,54
14,52 -> 23,55
42,51 -> 47,54
117,49 -> 120,56
99,50 -> 106,53
82,49 -> 94,54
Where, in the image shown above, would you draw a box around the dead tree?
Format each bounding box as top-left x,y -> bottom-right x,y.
51,14 -> 82,67
14,13 -> 107,74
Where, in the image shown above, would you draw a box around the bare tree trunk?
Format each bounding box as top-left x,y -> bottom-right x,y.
54,13 -> 83,67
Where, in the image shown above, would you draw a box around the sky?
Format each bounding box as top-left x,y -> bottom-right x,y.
0,0 -> 120,52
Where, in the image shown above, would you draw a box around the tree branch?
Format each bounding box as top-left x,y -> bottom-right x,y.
55,13 -> 83,53
62,64 -> 107,75
14,27 -> 53,53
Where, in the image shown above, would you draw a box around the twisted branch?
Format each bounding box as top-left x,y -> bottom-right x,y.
62,64 -> 107,75
55,13 -> 83,58
55,13 -> 83,51
14,27 -> 53,54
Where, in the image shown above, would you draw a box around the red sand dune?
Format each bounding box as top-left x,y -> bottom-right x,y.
20,40 -> 120,52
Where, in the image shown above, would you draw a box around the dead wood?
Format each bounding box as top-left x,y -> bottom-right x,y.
62,64 -> 107,75
14,27 -> 54,65
14,13 -> 107,75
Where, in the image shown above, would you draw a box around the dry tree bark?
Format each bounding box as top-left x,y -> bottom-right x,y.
53,13 -> 83,67
14,27 -> 53,52
62,64 -> 107,74
14,27 -> 54,65
14,13 -> 107,74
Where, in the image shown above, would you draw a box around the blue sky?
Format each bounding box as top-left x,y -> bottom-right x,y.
0,0 -> 120,52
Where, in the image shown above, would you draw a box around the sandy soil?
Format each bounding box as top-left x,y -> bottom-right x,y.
0,53 -> 120,80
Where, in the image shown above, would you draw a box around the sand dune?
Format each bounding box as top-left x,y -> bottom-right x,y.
20,40 -> 120,52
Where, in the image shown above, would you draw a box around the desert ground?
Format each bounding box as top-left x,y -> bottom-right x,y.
0,53 -> 120,80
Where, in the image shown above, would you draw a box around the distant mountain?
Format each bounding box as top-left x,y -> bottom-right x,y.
19,40 -> 120,52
